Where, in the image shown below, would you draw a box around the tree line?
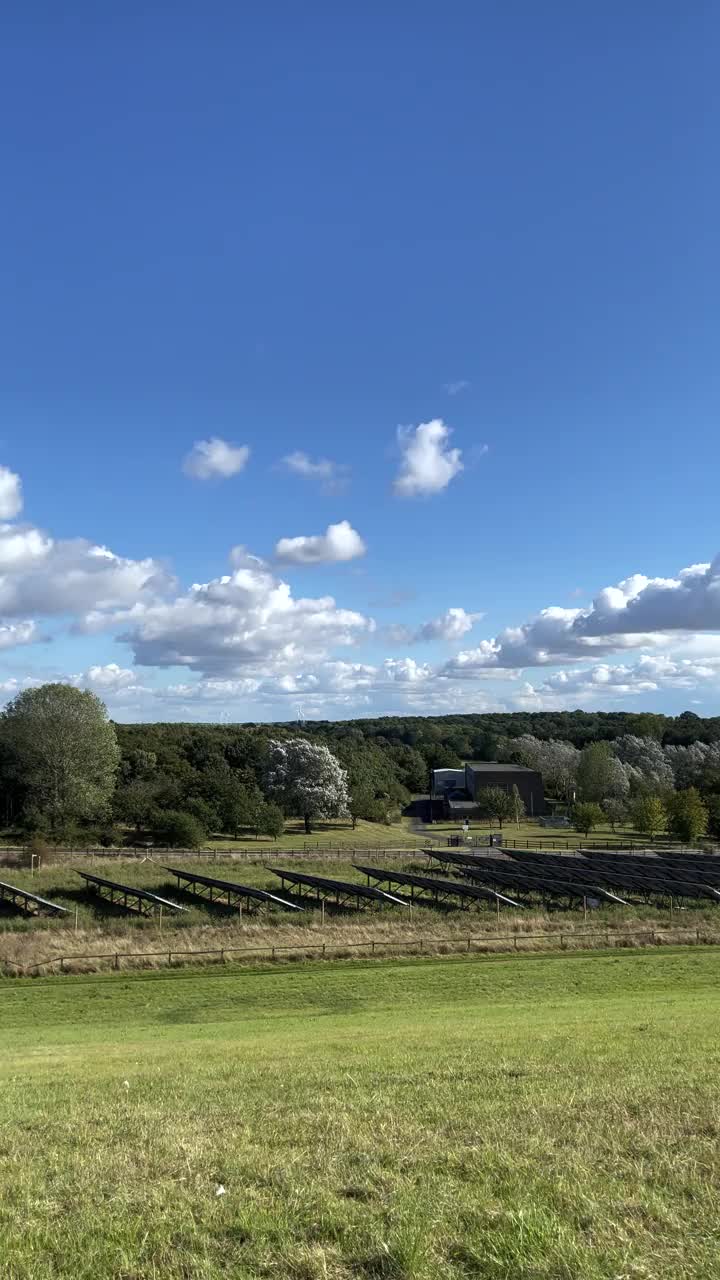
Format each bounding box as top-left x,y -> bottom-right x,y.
0,686 -> 719,846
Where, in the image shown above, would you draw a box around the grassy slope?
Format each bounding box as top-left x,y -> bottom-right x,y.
2,949 -> 720,1279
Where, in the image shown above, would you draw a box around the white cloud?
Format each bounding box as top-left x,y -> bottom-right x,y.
444,380 -> 470,396
442,556 -> 720,672
385,606 -> 483,645
274,520 -> 366,566
94,559 -> 373,678
183,438 -> 250,480
281,451 -> 349,493
0,534 -> 171,619
0,621 -> 38,650
418,606 -> 482,643
0,467 -> 23,519
393,419 -> 464,497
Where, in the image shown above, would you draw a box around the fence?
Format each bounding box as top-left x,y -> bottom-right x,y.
448,835 -> 718,853
3,923 -> 715,978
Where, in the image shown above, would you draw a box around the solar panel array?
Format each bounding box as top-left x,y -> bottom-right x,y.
353,863 -> 522,909
271,867 -> 409,908
77,871 -> 186,914
426,847 -> 720,905
164,866 -> 303,912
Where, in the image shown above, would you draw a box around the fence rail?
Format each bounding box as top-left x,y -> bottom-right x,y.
3,924 -> 715,979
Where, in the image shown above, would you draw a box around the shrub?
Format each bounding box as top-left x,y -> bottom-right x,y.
153,809 -> 206,849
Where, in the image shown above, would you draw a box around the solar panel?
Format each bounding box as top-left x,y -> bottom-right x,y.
77,872 -> 186,911
270,867 -> 408,907
353,864 -> 523,908
0,879 -> 68,916
164,866 -> 303,911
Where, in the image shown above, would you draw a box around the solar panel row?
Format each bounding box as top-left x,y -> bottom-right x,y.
426,847 -> 720,905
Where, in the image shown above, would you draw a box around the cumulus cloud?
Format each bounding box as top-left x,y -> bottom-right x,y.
0,467 -> 23,519
91,559 -> 373,677
393,419 -> 464,497
281,451 -> 349,493
274,520 -> 366,565
442,557 -> 720,672
183,438 -> 250,480
385,607 -> 482,646
416,606 -> 482,643
0,533 -> 172,619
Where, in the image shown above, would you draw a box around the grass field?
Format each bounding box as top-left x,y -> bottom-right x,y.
1,948 -> 720,1278
423,818 -> 681,848
0,817 -> 425,854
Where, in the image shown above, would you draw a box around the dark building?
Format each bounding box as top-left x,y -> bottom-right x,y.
432,761 -> 545,819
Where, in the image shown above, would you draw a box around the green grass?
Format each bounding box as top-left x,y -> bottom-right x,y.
2,948 -> 720,1278
425,818 -> 673,848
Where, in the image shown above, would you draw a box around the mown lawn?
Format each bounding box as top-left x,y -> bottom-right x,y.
1,949 -> 720,1278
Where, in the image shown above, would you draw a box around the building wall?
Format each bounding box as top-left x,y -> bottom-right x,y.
465,765 -> 545,817
432,768 -> 467,795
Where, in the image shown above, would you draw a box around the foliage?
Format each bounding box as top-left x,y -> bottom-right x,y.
631,794 -> 667,841
601,797 -> 627,831
706,795 -> 720,840
265,738 -> 349,833
510,784 -> 526,824
576,742 -> 629,802
475,786 -> 515,828
255,801 -> 284,840
500,734 -> 580,800
665,788 -> 708,844
153,809 -> 206,849
1,684 -> 120,837
613,735 -> 674,793
572,801 -> 604,836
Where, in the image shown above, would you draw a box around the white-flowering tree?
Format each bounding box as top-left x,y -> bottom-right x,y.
265,738 -> 349,834
576,742 -> 630,802
506,734 -> 580,802
613,735 -> 674,793
665,743 -> 720,790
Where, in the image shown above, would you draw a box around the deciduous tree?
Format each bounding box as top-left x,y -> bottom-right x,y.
265,738 -> 349,834
1,683 -> 120,838
572,802 -> 603,836
666,788 -> 708,844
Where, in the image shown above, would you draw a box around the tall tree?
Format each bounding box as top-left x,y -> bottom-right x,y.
576,742 -> 624,802
631,794 -> 667,842
666,788 -> 708,844
572,801 -> 604,837
476,787 -> 514,829
265,738 -> 349,833
511,784 -> 526,826
602,796 -> 627,832
1,684 -> 120,837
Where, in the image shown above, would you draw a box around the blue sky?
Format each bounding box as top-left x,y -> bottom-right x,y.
0,3 -> 718,721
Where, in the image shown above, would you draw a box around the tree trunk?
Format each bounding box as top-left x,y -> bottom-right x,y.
304,813 -> 312,834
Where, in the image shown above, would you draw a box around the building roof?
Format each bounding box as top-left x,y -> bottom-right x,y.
465,761 -> 538,774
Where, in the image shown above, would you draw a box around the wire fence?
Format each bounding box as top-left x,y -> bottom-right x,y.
3,923 -> 716,979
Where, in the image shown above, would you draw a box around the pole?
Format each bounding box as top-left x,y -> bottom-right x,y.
74,907 -> 79,934
321,899 -> 325,927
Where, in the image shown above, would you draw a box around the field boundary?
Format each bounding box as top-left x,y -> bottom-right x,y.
5,923 -> 717,978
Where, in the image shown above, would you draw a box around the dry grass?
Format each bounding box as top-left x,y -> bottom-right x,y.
3,907 -> 718,977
